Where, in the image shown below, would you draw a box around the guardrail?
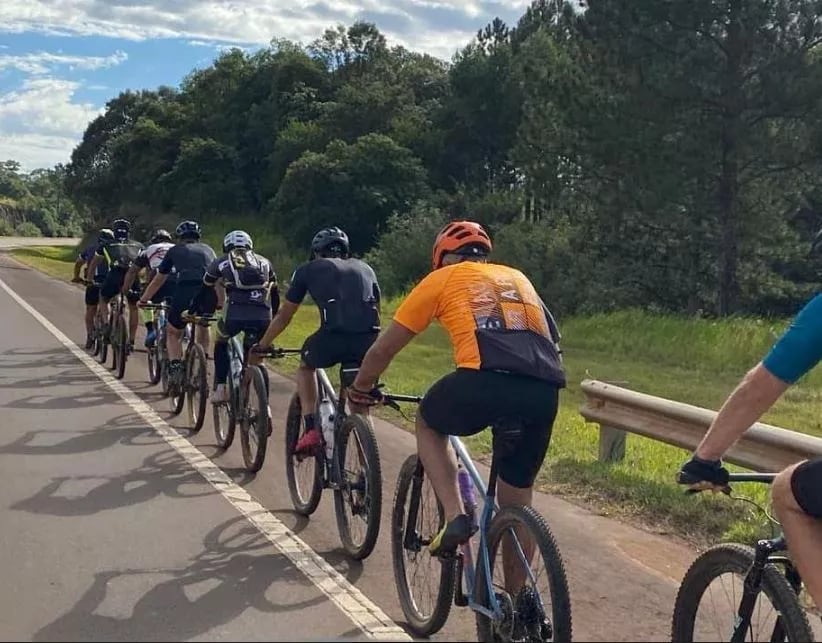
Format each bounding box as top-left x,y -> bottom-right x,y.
579,379 -> 822,472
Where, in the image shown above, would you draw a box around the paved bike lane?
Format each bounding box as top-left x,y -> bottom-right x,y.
1,252 -> 707,642
0,258 -> 383,641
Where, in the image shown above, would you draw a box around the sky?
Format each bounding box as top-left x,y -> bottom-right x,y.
0,1 -> 532,172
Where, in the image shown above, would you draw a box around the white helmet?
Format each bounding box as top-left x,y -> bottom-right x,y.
223,230 -> 253,252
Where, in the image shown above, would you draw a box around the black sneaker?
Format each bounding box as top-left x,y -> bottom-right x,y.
429,514 -> 476,556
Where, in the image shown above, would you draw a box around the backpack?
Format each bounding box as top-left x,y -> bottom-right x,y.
226,248 -> 269,290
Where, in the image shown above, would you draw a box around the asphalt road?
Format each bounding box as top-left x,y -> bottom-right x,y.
0,253 -> 703,642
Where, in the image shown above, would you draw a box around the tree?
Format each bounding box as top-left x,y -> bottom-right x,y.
513,0 -> 822,314
270,134 -> 429,253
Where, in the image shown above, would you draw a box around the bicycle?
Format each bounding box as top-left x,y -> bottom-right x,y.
169,313 -> 215,434
109,292 -> 130,380
85,280 -> 104,358
387,393 -> 572,642
283,365 -> 386,560
138,302 -> 169,388
213,331 -> 300,472
672,472 -> 815,642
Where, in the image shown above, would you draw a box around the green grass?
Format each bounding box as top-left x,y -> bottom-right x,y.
10,245 -> 78,280
11,245 -> 807,547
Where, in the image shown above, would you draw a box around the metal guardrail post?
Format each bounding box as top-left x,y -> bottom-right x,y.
598,426 -> 627,463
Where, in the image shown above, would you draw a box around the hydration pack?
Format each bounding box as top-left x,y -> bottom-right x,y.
226,248 -> 269,290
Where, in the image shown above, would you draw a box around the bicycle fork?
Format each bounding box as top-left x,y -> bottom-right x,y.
730,536 -> 788,643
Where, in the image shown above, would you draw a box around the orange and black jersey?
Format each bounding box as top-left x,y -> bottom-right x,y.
394,262 -> 565,386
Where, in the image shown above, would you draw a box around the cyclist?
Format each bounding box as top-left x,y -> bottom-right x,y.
348,221 -> 566,562
73,228 -> 112,349
139,220 -> 216,390
200,230 -> 279,405
88,219 -> 144,353
123,228 -> 175,347
677,293 -> 822,611
254,226 -> 381,456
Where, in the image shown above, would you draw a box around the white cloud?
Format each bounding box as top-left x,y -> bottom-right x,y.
0,0 -> 527,60
0,78 -> 101,170
0,50 -> 128,75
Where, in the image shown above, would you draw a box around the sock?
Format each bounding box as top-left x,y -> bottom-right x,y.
303,413 -> 316,432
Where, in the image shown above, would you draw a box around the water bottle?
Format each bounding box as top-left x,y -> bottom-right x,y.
318,398 -> 336,459
457,464 -> 477,530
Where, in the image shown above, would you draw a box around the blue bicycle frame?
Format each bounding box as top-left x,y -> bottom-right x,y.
450,434 -> 543,621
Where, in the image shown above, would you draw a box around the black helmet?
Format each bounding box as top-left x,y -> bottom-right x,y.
150,228 -> 173,244
175,220 -> 201,240
311,227 -> 349,258
112,218 -> 130,240
97,228 -> 115,244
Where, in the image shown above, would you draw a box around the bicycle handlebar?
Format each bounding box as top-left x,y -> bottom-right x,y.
138,302 -> 168,310
382,393 -> 423,404
727,472 -> 776,484
257,347 -> 302,358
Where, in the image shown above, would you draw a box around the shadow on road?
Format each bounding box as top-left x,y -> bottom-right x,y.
32,516 -> 335,642
0,424 -> 158,456
0,348 -> 79,369
11,449 -> 216,517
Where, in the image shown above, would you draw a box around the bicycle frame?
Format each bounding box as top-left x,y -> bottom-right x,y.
449,436 -> 539,621
720,472 -> 801,643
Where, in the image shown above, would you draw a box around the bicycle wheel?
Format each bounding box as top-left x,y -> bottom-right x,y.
475,505 -> 572,643
239,366 -> 269,472
185,342 -> 208,433
392,454 -> 455,637
285,392 -> 323,515
333,414 -> 383,560
91,318 -> 101,356
169,350 -> 186,416
159,334 -> 171,396
671,543 -> 813,642
213,375 -> 236,450
98,316 -> 109,365
115,314 -> 128,380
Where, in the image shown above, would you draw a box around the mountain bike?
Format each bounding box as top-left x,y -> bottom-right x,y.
85,280 -> 104,358
284,364 -> 385,560
672,472 -> 815,642
169,313 -> 214,433
138,302 -> 169,387
213,330 -> 300,472
388,394 -> 572,642
109,292 -> 129,380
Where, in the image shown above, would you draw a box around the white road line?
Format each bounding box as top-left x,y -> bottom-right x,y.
0,276 -> 411,642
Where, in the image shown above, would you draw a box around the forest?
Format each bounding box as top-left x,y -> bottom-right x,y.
21,0 -> 822,316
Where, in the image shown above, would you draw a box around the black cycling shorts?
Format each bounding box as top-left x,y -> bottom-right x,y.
420,368 -> 560,489
790,457 -> 822,518
84,284 -> 100,306
168,283 -> 202,330
300,329 -> 378,378
100,269 -> 140,303
217,317 -> 271,344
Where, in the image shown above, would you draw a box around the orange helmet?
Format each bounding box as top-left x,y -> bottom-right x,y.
431,220 -> 492,270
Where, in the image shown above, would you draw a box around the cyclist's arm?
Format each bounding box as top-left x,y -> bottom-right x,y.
352,321 -> 416,392
121,264 -> 140,294
353,270 -> 444,391
694,294 -> 822,461
140,272 -> 168,303
87,254 -> 103,281
73,255 -> 85,280
258,300 -> 298,348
